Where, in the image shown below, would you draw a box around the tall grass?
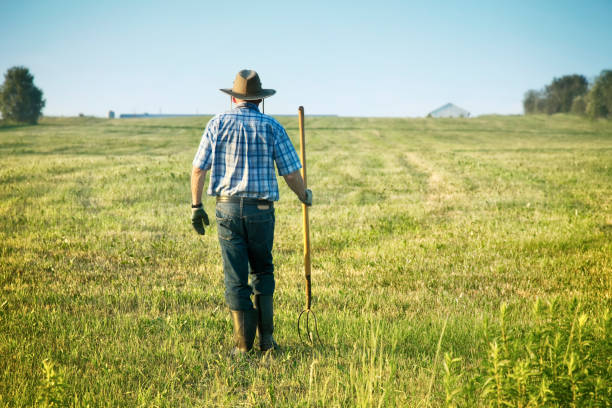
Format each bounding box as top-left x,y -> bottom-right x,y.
445,299 -> 611,407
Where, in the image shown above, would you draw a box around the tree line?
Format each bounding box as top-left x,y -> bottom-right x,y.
3,65 -> 611,124
524,70 -> 612,118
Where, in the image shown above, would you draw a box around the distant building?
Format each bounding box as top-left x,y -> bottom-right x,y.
108,110 -> 115,119
427,103 -> 470,118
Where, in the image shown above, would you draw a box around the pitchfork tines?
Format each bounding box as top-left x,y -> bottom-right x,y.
297,275 -> 321,346
298,307 -> 321,346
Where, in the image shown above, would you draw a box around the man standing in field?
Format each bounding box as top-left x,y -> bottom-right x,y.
190,69 -> 312,353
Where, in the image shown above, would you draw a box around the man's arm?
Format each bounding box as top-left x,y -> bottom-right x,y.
283,170 -> 312,205
191,166 -> 207,205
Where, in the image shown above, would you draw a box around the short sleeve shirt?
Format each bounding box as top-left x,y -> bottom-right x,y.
192,102 -> 302,201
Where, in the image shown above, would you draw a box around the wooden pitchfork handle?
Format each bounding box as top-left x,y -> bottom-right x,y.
298,106 -> 312,310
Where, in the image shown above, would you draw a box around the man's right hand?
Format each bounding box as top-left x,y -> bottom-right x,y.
191,206 -> 210,235
300,189 -> 313,206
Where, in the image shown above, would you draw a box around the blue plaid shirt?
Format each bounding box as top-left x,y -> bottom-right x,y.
192,102 -> 302,201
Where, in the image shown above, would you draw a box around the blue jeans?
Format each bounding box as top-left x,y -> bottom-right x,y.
215,201 -> 275,311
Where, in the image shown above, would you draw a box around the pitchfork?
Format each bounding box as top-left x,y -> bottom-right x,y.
297,106 -> 321,347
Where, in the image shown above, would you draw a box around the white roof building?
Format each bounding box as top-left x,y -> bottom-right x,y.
427,103 -> 470,118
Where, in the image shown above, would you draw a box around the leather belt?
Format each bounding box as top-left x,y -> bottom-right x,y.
216,196 -> 273,206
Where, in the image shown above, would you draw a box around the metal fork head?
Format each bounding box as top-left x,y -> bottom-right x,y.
297,308 -> 321,347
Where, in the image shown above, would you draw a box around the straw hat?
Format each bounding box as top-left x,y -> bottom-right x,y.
220,69 -> 276,100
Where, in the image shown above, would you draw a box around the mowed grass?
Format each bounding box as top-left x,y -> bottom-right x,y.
0,114 -> 610,406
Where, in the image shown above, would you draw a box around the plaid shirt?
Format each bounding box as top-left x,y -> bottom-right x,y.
192,102 -> 302,201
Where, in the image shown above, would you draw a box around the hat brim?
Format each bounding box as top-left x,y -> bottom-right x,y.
220,88 -> 276,100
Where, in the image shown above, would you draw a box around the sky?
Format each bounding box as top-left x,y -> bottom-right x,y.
1,0 -> 611,117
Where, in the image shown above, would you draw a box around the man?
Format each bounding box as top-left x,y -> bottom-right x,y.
190,69 -> 312,353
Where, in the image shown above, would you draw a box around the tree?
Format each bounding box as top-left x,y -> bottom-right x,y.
544,74 -> 588,114
571,95 -> 587,115
0,66 -> 46,124
523,90 -> 540,114
586,70 -> 612,119
523,89 -> 549,114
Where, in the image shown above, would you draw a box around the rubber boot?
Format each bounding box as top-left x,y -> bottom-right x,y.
229,309 -> 257,354
255,295 -> 280,351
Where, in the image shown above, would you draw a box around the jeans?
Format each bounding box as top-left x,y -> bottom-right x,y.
215,201 -> 275,311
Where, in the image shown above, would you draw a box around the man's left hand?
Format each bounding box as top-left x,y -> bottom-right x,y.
191,206 -> 210,235
301,189 -> 313,206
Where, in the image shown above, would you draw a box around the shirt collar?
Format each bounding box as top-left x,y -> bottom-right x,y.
235,102 -> 260,112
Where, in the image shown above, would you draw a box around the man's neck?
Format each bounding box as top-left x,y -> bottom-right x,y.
235,101 -> 260,110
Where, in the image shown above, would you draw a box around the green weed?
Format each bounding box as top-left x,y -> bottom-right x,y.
447,299 -> 611,407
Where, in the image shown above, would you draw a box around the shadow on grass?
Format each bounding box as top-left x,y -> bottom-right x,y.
0,122 -> 37,131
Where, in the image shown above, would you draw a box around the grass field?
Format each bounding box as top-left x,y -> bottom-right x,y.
1,113 -> 611,407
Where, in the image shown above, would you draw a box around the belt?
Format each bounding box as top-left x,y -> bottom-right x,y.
216,196 -> 273,206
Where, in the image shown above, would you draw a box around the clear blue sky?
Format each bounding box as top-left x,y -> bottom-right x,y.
1,0 -> 611,117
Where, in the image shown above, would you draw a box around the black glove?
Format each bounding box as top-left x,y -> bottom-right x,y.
301,189 -> 313,206
191,205 -> 209,235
